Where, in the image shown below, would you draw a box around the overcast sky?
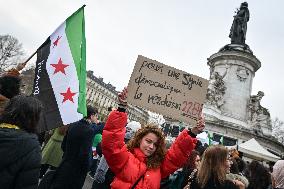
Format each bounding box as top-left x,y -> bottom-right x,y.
1,0 -> 283,121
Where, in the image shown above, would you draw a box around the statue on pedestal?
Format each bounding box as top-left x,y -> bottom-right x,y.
219,2 -> 253,54
229,2 -> 250,45
256,107 -> 272,132
206,67 -> 228,109
247,91 -> 272,135
247,91 -> 264,123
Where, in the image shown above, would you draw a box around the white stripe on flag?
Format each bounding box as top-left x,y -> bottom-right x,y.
46,22 -> 83,125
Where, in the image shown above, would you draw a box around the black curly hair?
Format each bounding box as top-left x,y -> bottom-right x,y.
0,95 -> 43,133
0,75 -> 21,98
246,160 -> 270,189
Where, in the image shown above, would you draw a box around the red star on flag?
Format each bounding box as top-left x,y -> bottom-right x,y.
53,36 -> 62,48
60,87 -> 76,103
50,58 -> 69,75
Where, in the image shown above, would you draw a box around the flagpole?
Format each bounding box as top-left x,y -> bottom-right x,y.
23,51 -> 37,65
15,50 -> 37,72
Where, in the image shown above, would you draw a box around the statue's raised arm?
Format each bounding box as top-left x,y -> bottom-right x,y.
229,2 -> 250,45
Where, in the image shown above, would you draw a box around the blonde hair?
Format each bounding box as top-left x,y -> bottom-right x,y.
127,123 -> 166,169
197,145 -> 228,188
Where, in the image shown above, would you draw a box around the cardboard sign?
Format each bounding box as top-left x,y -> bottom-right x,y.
128,55 -> 209,125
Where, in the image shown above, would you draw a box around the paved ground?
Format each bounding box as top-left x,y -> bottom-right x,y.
82,174 -> 93,189
39,173 -> 94,189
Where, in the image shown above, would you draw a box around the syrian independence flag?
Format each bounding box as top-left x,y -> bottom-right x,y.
33,6 -> 86,132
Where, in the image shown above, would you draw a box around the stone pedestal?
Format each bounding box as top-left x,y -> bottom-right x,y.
207,48 -> 261,122
164,45 -> 283,158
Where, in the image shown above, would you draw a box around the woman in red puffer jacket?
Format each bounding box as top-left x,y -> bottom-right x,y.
102,88 -> 205,189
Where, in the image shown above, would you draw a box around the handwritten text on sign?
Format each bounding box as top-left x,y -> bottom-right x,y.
128,55 -> 209,125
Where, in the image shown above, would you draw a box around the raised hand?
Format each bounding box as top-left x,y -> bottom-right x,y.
118,87 -> 128,106
191,113 -> 205,135
16,62 -> 27,71
233,179 -> 245,189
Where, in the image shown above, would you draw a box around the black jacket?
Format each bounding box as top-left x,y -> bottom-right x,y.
91,122 -> 104,136
190,176 -> 238,189
0,128 -> 41,189
52,119 -> 94,189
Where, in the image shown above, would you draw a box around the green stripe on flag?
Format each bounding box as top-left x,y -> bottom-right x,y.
65,6 -> 87,116
208,132 -> 213,146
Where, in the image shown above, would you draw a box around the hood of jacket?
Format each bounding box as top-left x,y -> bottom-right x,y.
0,126 -> 40,169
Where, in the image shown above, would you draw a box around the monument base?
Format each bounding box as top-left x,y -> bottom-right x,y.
219,44 -> 253,54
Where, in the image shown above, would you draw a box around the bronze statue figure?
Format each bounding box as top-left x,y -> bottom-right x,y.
229,2 -> 250,45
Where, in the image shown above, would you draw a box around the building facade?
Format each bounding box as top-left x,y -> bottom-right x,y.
86,71 -> 148,124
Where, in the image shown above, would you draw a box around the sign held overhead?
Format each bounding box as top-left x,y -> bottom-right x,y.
128,55 -> 209,126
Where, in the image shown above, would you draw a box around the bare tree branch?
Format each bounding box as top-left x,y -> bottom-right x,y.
272,117 -> 284,144
0,34 -> 24,72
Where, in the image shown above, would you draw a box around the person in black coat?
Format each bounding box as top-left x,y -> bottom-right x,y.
0,95 -> 43,189
51,105 -> 96,189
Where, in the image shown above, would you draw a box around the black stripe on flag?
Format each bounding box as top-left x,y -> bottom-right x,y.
33,37 -> 63,133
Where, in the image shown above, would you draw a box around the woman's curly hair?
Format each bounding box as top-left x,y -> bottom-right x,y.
127,123 -> 166,169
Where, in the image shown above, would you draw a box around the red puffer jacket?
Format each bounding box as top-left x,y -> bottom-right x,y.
102,110 -> 197,189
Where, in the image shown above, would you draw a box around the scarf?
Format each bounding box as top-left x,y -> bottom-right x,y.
0,123 -> 20,129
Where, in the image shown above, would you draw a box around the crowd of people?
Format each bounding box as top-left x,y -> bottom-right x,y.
0,69 -> 284,189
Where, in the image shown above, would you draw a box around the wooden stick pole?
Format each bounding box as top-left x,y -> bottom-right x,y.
17,50 -> 37,71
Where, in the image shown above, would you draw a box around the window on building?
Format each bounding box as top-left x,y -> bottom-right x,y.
213,133 -> 237,146
171,125 -> 180,137
223,137 -> 237,146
